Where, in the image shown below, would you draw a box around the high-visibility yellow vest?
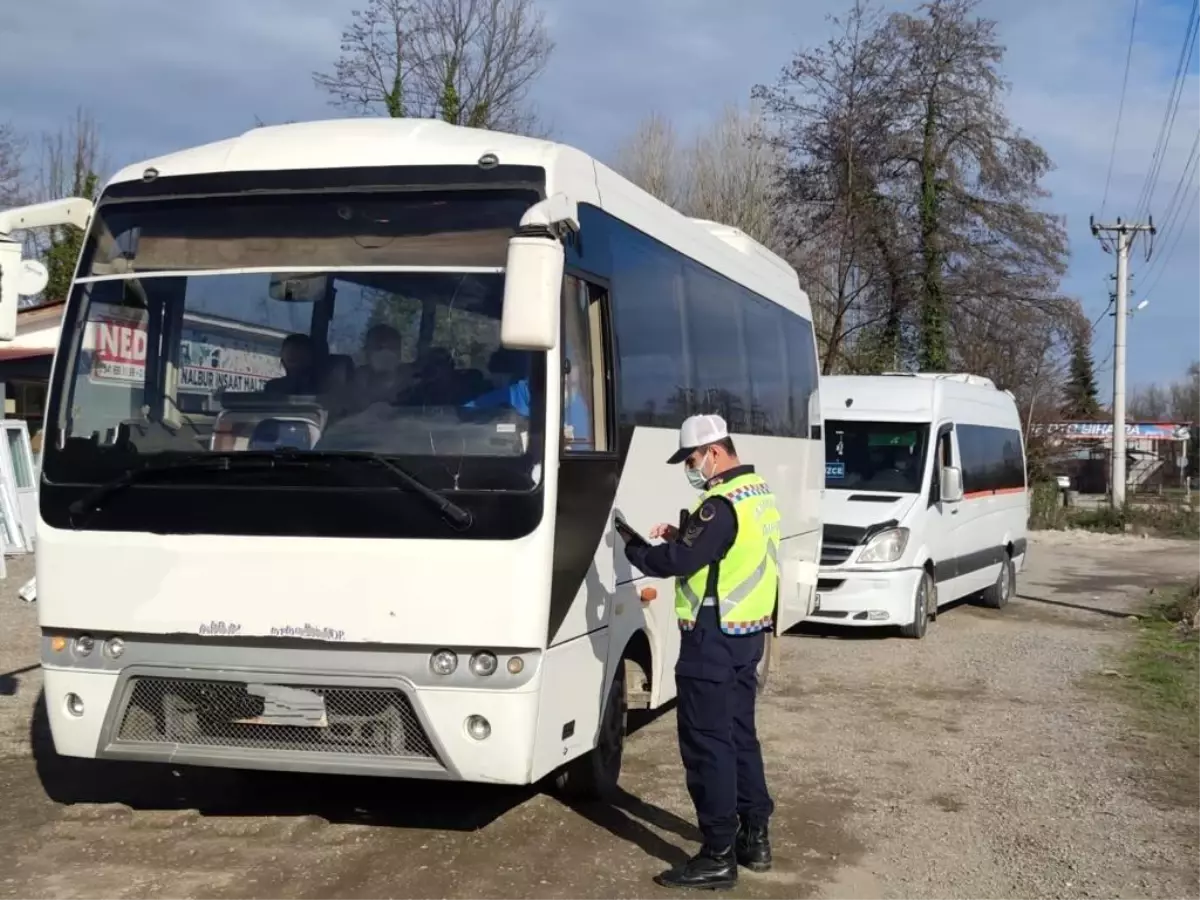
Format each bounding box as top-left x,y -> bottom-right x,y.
674,471 -> 780,635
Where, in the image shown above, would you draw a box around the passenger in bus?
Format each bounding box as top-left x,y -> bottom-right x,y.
355,324 -> 409,405
621,414 -> 776,891
319,354 -> 357,420
462,353 -> 592,445
401,347 -> 460,406
264,333 -> 318,395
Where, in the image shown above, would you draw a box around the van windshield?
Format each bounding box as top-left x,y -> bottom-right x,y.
824,420 -> 929,494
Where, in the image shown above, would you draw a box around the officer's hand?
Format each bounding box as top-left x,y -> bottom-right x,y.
649,523 -> 679,541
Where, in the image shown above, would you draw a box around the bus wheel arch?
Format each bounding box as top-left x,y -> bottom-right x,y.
621,629 -> 653,711
550,630 -> 650,802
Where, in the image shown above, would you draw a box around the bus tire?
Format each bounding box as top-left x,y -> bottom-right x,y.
551,660 -> 626,801
980,553 -> 1014,610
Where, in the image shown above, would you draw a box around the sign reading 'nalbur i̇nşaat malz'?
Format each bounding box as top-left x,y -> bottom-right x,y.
83,308 -> 287,396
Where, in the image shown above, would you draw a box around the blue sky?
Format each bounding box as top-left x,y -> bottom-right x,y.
1,0 -> 1196,393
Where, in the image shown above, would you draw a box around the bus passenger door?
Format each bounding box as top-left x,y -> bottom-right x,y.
548,275 -> 618,646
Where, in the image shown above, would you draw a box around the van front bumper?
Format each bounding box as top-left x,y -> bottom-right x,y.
806,567 -> 924,626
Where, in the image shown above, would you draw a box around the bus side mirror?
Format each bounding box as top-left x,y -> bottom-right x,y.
500,233 -> 562,351
940,465 -> 964,503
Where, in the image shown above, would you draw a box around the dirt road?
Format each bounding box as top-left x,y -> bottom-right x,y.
1,533 -> 1197,899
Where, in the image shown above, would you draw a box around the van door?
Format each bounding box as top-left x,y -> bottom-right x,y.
926,423 -> 961,601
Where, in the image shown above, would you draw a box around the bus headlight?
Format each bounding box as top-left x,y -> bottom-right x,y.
73,635 -> 95,658
430,649 -> 458,676
104,637 -> 126,659
856,528 -> 910,564
469,651 -> 498,677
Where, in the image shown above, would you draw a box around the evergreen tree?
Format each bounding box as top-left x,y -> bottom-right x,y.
1062,330 -> 1101,420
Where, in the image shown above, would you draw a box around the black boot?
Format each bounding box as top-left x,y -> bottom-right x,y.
653,845 -> 738,891
735,822 -> 772,872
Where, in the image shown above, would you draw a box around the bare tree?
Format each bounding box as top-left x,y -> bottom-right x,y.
886,0 -> 1070,369
756,0 -> 917,374
757,0 -> 1072,381
613,112 -> 684,208
314,0 -> 413,117
31,108 -> 106,303
684,103 -> 782,247
611,103 -> 783,248
313,0 -> 552,133
1127,383 -> 1171,420
0,122 -> 25,209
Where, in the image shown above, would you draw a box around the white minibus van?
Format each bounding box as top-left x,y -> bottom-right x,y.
810,373 -> 1028,638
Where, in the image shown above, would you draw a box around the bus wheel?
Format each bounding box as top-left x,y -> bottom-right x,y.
900,570 -> 933,639
755,631 -> 775,694
980,554 -> 1015,610
552,661 -> 626,801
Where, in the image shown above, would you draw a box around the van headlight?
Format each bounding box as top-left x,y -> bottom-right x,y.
856,527 -> 910,564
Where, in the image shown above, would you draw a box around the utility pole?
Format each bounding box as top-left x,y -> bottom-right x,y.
1090,216 -> 1155,509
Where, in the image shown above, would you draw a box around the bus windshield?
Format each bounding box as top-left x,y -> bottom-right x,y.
824,420 -> 929,494
47,188 -> 546,493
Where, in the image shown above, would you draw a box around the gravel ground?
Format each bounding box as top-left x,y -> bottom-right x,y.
0,533 -> 1197,899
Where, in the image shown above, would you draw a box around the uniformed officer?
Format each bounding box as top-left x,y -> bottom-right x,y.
623,413 -> 778,891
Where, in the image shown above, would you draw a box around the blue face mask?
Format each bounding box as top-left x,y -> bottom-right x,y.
685,451 -> 711,490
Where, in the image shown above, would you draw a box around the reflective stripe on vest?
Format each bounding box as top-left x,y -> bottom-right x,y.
674,472 -> 781,635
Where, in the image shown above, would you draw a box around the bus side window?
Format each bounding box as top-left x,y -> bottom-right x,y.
561,275 -> 612,454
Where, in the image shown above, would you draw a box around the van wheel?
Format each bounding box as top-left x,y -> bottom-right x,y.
900,569 -> 934,639
980,554 -> 1014,610
551,661 -> 626,801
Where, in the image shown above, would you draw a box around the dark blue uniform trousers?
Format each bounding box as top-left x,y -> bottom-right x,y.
675,604 -> 775,849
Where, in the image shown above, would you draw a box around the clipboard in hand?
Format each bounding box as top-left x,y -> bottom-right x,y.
614,515 -> 649,549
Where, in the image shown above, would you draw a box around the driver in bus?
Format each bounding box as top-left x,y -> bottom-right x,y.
462,349 -> 592,447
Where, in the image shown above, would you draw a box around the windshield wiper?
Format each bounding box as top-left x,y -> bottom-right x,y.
66,452 -> 313,527
329,452 -> 473,530
68,450 -> 473,531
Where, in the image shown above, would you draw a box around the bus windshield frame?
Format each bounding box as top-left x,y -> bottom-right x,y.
40,179 -> 550,538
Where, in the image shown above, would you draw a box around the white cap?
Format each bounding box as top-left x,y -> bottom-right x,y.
667,413 -> 729,464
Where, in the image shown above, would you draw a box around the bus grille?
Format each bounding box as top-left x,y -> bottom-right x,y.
114,676 -> 440,762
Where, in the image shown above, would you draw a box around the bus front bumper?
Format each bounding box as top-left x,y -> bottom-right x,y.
42,664 -> 541,785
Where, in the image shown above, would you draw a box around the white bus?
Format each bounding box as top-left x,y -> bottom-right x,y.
811,373 -> 1028,638
35,118 -> 823,797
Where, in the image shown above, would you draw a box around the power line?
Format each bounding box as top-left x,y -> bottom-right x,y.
1100,0 -> 1141,222
1134,0 -> 1199,229
1140,186 -> 1199,301
1138,130 -> 1199,281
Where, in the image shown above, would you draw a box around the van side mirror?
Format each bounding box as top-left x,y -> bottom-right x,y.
940,465 -> 964,503
500,193 -> 580,352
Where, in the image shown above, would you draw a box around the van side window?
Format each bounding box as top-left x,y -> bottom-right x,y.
957,424 -> 1026,495
930,428 -> 954,504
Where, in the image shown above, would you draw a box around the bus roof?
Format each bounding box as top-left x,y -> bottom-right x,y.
103,118 -> 810,319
